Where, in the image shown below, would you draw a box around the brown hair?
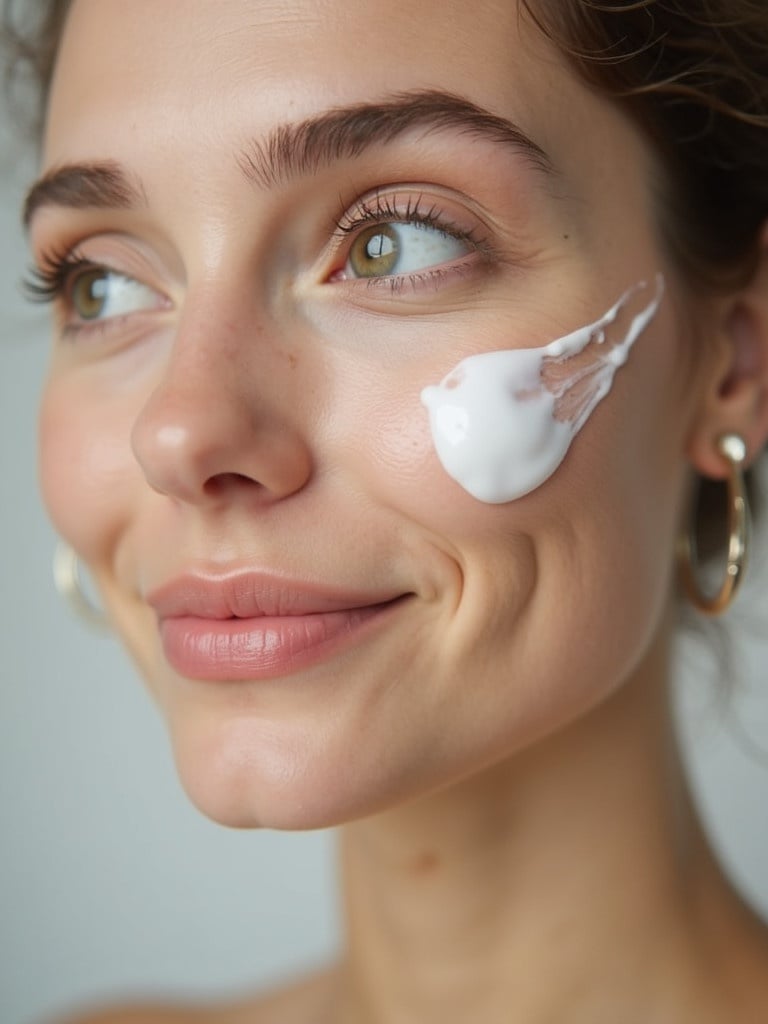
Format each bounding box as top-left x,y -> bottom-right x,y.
3,0 -> 768,555
518,1 -> 768,549
523,1 -> 768,288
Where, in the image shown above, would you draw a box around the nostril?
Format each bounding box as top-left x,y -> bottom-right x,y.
131,377 -> 314,504
202,472 -> 264,498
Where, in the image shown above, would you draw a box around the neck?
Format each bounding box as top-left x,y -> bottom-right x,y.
334,635 -> 758,1023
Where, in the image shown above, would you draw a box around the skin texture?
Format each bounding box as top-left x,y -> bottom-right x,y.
31,1 -> 768,1021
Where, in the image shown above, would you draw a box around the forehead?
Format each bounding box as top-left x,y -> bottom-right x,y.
48,0 -> 565,158
43,0 -> 654,256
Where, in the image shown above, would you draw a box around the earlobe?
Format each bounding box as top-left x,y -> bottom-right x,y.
686,234 -> 768,480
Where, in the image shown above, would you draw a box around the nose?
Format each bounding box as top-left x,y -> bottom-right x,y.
131,306 -> 313,507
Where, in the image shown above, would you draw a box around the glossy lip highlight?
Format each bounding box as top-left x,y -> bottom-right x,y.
147,571 -> 412,682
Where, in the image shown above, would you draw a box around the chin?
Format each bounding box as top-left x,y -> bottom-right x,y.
166,713 -> 383,831
177,771 -> 335,832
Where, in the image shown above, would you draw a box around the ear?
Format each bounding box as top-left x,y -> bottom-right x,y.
686,226 -> 768,480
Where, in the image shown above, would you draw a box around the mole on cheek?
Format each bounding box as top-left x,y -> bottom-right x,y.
408,850 -> 442,876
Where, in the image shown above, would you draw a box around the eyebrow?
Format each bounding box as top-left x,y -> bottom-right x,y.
240,89 -> 554,188
23,160 -> 144,230
23,90 -> 554,229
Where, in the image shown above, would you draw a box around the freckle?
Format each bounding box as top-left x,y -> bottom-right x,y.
409,851 -> 441,876
563,233 -> 570,240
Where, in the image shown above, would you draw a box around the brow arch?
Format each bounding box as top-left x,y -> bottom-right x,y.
238,89 -> 554,189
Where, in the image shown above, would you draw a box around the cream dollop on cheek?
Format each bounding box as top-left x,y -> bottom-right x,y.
420,276 -> 664,504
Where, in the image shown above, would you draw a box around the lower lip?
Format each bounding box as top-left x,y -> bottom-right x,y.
159,600 -> 403,682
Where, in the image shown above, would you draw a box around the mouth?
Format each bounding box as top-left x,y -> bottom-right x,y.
147,572 -> 411,682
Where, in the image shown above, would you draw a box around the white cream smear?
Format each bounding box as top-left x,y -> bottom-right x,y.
420,275 -> 665,503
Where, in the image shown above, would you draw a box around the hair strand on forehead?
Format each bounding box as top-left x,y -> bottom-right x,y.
519,0 -> 768,547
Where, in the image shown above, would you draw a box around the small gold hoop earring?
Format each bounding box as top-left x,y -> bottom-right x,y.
53,542 -> 110,630
678,433 -> 750,616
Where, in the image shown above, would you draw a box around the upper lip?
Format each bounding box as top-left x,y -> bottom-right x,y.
146,570 -> 407,620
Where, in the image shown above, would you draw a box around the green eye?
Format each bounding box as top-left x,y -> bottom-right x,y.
348,225 -> 400,277
344,222 -> 470,280
68,267 -> 162,323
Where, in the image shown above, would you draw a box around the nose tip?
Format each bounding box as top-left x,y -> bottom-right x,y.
131,376 -> 314,507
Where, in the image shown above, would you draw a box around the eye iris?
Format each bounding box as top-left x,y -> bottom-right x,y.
349,224 -> 399,277
71,269 -> 109,320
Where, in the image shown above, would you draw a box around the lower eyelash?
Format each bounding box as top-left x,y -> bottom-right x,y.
361,258 -> 480,295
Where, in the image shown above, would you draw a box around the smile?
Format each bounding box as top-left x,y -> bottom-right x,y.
147,572 -> 410,681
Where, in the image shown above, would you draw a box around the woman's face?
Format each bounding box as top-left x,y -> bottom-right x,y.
33,0 -> 704,828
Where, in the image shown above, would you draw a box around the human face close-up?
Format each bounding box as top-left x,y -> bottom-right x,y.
32,0 -> 708,831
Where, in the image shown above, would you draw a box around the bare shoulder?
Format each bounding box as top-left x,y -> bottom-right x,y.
219,966 -> 340,1024
51,968 -> 340,1024
53,1009 -> 193,1024
51,1004 -> 207,1024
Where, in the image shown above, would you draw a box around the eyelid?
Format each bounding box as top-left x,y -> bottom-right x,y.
28,230 -> 178,296
315,185 -> 496,302
332,185 -> 492,250
24,242 -> 172,344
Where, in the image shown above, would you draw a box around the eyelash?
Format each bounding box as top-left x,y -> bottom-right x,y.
23,248 -> 92,306
335,191 -> 478,242
332,190 -> 489,290
23,250 -> 154,343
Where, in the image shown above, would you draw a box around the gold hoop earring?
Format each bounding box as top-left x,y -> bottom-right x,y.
678,433 -> 750,616
53,542 -> 110,630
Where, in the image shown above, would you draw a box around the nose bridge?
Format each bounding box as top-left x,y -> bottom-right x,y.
130,285 -> 313,504
164,290 -> 256,397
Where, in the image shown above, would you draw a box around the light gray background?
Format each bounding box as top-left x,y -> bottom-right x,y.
2,92 -> 767,1024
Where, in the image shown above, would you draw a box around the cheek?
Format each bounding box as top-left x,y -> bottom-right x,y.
319,346 -> 451,513
38,376 -> 139,563
356,391 -> 437,488
519,349 -> 687,697
329,378 -> 506,549
339,298 -> 685,683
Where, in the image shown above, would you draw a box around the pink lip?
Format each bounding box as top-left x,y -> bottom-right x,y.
147,572 -> 409,682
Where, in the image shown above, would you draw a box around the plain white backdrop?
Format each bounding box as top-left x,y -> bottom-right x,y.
1,84 -> 767,1024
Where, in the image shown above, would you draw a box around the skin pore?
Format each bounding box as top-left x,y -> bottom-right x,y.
30,1 -> 768,1022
